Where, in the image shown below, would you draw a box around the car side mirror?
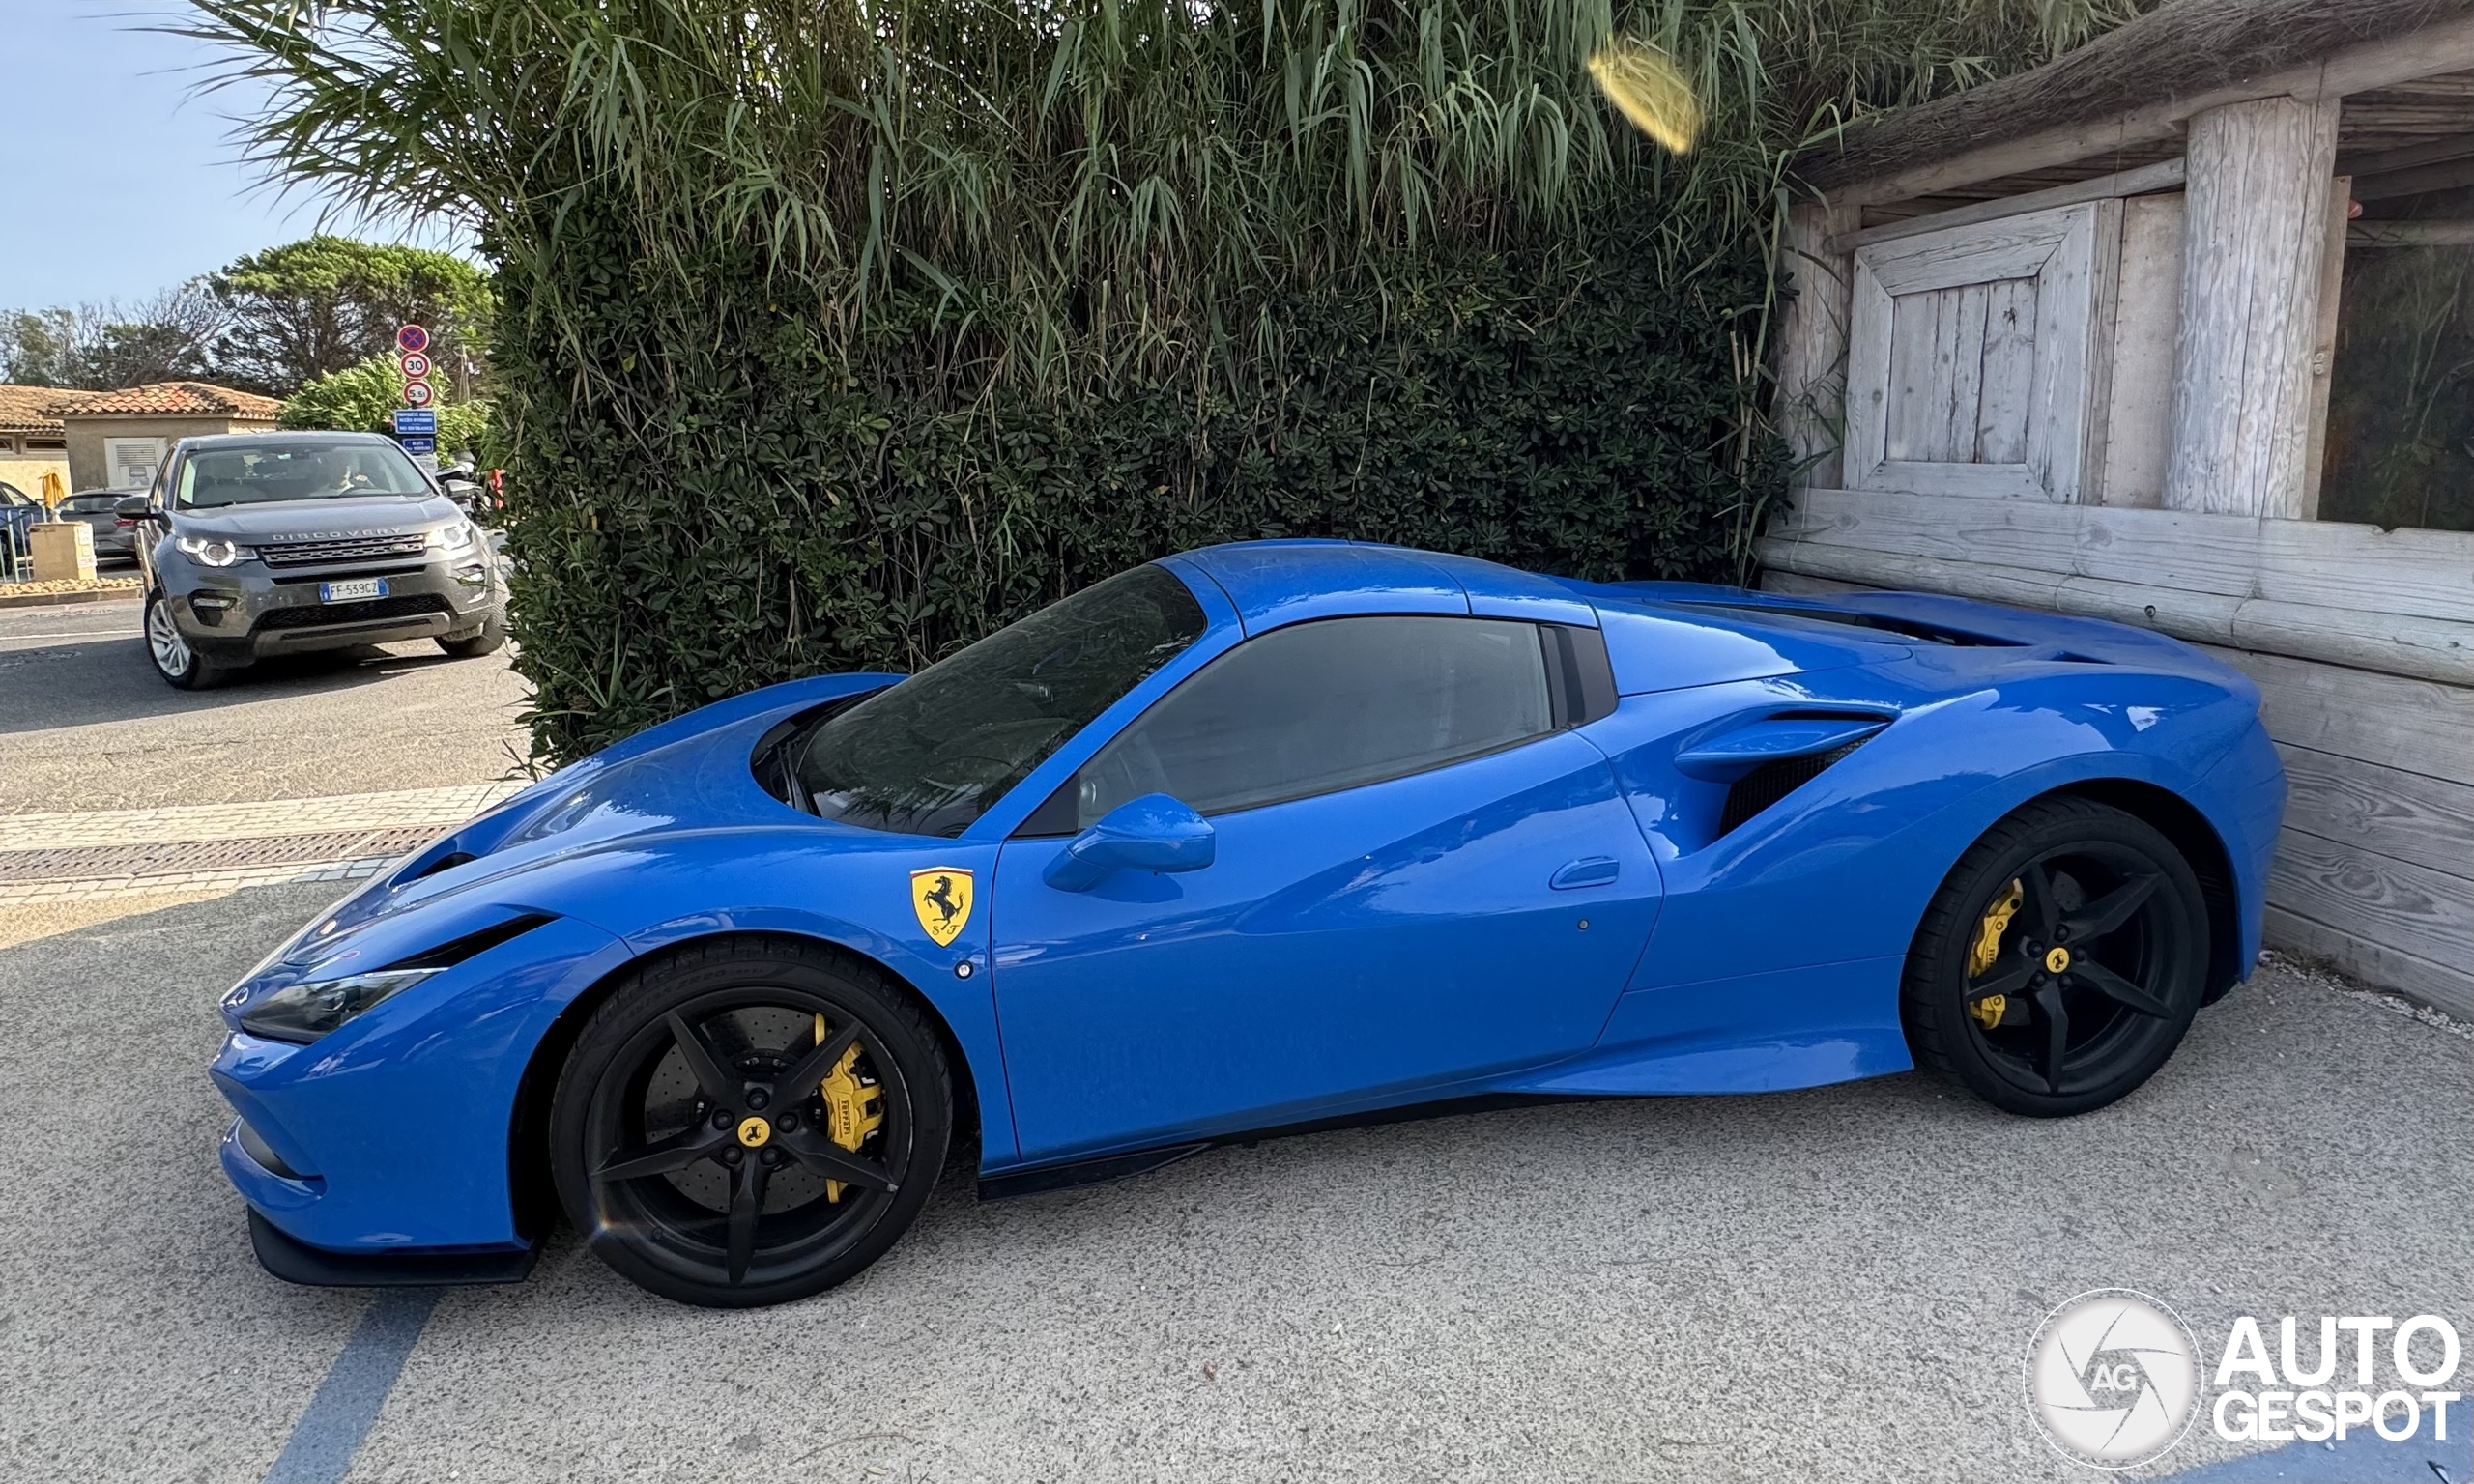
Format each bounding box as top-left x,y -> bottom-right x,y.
1042,793 -> 1216,892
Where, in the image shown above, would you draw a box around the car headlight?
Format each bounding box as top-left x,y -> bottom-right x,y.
425,521 -> 478,555
175,534 -> 256,567
238,967 -> 440,1043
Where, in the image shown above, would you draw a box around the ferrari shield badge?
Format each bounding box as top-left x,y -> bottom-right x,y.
910,867 -> 974,947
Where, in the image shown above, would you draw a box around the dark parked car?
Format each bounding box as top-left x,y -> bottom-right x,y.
126,431 -> 509,690
55,489 -> 144,561
0,480 -> 40,579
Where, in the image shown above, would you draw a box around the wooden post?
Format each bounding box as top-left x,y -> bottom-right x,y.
2164,95 -> 2341,518
2297,176 -> 2352,521
1772,202 -> 1860,490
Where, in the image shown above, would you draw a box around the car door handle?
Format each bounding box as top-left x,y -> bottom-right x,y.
1550,857 -> 1621,890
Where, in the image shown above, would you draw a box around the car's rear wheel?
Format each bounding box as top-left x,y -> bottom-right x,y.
145,592 -> 231,690
549,937 -> 950,1307
1901,797 -> 2207,1117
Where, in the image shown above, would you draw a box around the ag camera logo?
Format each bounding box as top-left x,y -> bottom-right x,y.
2025,1289 -> 2201,1470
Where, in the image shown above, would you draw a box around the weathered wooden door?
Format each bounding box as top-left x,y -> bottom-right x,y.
1843,200 -> 2119,501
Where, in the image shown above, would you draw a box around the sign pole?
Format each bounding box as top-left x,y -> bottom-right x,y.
393,325 -> 439,475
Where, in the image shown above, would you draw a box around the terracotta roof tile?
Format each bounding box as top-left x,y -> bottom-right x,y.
44,382 -> 284,419
0,385 -> 102,436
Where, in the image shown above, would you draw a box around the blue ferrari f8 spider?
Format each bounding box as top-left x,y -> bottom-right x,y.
213,541 -> 2285,1305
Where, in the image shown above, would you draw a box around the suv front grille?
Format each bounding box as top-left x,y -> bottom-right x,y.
256,594 -> 453,631
260,533 -> 429,568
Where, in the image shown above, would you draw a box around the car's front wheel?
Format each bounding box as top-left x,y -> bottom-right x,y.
549,937 -> 951,1307
436,614 -> 506,658
145,592 -> 231,690
1901,797 -> 2208,1117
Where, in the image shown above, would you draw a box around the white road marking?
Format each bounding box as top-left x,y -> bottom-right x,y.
0,780 -> 535,906
0,781 -> 532,850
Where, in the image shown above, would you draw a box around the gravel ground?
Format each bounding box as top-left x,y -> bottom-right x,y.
0,884 -> 2462,1484
0,597 -> 531,813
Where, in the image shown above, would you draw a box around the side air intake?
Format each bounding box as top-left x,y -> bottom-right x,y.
1717,741 -> 1868,835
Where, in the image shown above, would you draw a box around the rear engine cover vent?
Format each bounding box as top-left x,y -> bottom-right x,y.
1718,741 -> 1866,835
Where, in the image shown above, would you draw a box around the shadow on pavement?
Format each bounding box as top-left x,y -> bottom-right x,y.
0,623 -> 471,737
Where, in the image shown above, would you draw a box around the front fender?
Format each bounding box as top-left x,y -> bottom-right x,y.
506,829 -> 1019,1164
214,912 -> 632,1250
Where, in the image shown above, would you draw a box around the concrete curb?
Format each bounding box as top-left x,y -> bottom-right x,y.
0,586 -> 141,610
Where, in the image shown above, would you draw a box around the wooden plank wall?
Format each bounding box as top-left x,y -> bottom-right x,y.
1761,490 -> 2474,1017
1845,202 -> 2112,502
2096,194 -> 2185,508
1763,487 -> 2474,682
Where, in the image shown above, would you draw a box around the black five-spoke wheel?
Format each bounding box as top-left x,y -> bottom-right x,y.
550,938 -> 951,1307
1903,797 -> 2208,1117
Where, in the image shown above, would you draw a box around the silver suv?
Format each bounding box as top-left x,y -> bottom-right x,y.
128,432 -> 508,690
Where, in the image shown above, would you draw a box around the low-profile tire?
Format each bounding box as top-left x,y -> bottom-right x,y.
550,937 -> 951,1308
436,614 -> 506,658
145,591 -> 233,690
1901,796 -> 2208,1118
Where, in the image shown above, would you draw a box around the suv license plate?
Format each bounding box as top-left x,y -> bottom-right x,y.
319,578 -> 388,603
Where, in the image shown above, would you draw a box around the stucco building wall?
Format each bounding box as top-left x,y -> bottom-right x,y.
63,416 -> 275,492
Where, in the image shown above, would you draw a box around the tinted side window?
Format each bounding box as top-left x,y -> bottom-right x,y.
794,563 -> 1207,837
1071,615 -> 1553,826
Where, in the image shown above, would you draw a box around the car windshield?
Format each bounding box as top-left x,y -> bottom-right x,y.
793,564 -> 1207,837
173,441 -> 432,508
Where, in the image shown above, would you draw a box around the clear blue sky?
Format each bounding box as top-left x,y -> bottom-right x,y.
1,0 -> 470,311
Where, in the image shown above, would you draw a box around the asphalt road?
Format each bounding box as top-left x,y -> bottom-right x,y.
0,882 -> 2462,1484
0,596 -> 531,813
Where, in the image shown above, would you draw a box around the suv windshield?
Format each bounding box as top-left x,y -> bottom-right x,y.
174,441 -> 432,508
793,564 -> 1207,836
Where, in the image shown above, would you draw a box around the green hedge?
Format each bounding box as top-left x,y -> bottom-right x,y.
190,0 -> 2121,766
278,354 -> 495,461
499,216 -> 1784,759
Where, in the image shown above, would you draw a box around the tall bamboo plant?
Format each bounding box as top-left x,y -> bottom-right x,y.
186,0 -> 2126,386
180,0 -> 2142,759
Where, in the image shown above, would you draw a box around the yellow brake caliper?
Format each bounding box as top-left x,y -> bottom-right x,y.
814,1014 -> 884,1201
1969,878 -> 2024,1030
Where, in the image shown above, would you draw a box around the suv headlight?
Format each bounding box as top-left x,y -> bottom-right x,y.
238,967 -> 439,1042
425,521 -> 478,555
175,534 -> 256,567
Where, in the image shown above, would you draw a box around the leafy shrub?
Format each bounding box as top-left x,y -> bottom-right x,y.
279,354 -> 494,463
193,0 -> 2123,763
493,220 -> 1784,749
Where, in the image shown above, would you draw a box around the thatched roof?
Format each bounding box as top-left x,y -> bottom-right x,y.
1798,0 -> 2472,192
